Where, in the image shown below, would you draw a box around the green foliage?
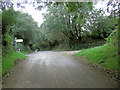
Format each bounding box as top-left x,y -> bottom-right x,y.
106,26 -> 118,48
17,43 -> 27,52
21,51 -> 29,54
71,39 -> 105,50
2,2 -> 119,53
40,2 -> 118,50
2,51 -> 27,74
75,24 -> 119,72
40,4 -> 68,46
0,50 -> 1,77
12,12 -> 39,51
75,44 -> 119,71
86,9 -> 116,39
2,33 -> 14,55
2,8 -> 19,54
2,8 -> 18,35
53,39 -> 105,51
40,2 -> 94,49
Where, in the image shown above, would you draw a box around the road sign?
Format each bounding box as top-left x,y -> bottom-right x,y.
15,39 -> 23,42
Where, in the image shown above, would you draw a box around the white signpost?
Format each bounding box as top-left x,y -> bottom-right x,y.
15,37 -> 23,50
15,39 -> 23,42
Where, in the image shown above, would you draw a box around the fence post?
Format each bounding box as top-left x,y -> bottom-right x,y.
15,37 -> 17,50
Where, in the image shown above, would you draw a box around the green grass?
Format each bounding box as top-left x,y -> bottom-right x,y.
2,51 -> 27,75
75,44 -> 119,71
21,51 -> 29,54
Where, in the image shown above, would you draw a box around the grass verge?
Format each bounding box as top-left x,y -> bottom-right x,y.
2,51 -> 27,75
75,44 -> 119,72
21,51 -> 29,54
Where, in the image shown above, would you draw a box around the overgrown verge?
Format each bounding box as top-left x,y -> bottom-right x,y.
75,27 -> 119,73
2,51 -> 27,75
75,44 -> 119,72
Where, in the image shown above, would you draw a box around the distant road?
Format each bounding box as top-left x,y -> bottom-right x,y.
3,51 -> 118,88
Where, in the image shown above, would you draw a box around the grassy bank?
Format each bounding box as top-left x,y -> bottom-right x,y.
2,51 -> 27,75
75,44 -> 119,72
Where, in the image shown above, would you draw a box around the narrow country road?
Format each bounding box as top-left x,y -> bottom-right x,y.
3,51 -> 118,88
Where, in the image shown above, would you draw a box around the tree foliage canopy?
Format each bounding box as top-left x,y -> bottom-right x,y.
1,1 -> 119,52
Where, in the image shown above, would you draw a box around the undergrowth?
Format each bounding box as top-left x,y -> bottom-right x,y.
53,39 -> 105,51
2,51 -> 27,75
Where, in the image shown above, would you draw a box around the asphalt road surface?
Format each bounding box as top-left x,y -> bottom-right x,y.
3,51 -> 118,88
